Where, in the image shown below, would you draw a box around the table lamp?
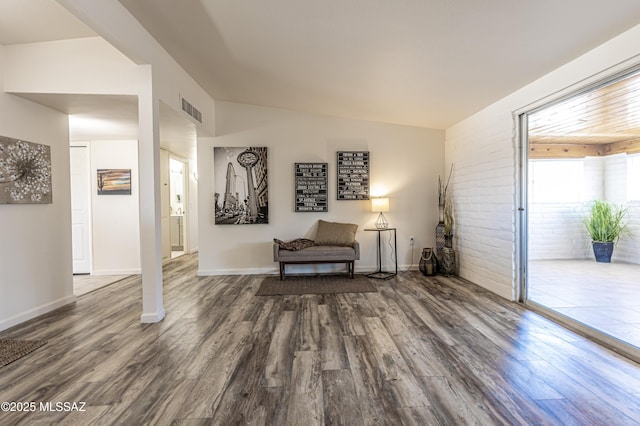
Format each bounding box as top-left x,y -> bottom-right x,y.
372,197 -> 389,229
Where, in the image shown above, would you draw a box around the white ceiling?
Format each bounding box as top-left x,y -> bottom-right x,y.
0,1 -> 197,160
0,0 -> 95,44
2,0 -> 640,151
118,0 -> 640,129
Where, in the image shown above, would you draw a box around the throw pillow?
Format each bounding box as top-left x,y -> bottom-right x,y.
314,220 -> 358,247
274,238 -> 315,251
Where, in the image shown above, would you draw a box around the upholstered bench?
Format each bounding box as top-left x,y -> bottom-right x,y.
273,220 -> 360,280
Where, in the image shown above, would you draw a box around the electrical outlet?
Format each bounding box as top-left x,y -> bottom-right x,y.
409,236 -> 415,246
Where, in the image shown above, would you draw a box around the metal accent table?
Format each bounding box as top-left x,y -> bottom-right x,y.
365,227 -> 397,279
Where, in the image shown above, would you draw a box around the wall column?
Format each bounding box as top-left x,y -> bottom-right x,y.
138,64 -> 165,323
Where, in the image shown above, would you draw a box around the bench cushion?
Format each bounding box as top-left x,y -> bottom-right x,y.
274,242 -> 360,262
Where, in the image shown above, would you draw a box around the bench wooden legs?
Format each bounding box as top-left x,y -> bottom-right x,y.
279,261 -> 355,280
348,261 -> 354,278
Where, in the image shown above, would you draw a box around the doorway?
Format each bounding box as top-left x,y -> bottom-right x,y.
518,67 -> 640,357
69,144 -> 92,274
169,157 -> 187,258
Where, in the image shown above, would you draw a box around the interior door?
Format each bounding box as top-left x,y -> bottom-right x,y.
70,145 -> 92,274
160,149 -> 171,259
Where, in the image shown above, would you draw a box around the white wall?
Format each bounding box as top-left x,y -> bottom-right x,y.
89,140 -> 141,274
528,157 -> 602,260
187,157 -> 199,253
0,46 -> 75,332
1,0 -> 215,325
198,102 -> 444,275
604,154 -> 640,263
3,37 -> 139,95
446,24 -> 640,300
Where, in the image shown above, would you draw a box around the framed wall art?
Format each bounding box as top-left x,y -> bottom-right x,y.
214,146 -> 269,224
97,169 -> 132,195
295,162 -> 328,212
337,151 -> 369,200
0,135 -> 52,204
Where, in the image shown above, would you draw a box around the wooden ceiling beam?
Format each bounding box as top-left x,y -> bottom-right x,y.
604,139 -> 640,156
530,139 -> 640,159
529,143 -> 607,159
529,143 -> 606,159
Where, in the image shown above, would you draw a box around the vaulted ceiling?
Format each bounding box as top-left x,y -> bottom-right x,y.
118,0 -> 640,129
2,0 -> 640,150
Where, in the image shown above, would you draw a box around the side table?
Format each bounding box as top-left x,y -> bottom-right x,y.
365,228 -> 397,280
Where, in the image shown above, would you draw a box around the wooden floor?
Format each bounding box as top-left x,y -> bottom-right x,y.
2,254 -> 640,425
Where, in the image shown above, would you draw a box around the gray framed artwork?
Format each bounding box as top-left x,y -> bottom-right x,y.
295,162 -> 328,212
337,151 -> 369,200
214,147 -> 269,224
0,135 -> 52,204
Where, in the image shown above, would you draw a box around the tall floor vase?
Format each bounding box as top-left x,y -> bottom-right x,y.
441,247 -> 456,276
435,222 -> 445,260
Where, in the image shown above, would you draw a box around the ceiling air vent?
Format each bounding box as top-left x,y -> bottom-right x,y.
181,96 -> 203,123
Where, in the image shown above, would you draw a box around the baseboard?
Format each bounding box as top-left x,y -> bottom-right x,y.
0,295 -> 76,333
196,264 -> 419,276
140,309 -> 166,323
92,269 -> 141,276
189,247 -> 199,254
198,267 -> 275,276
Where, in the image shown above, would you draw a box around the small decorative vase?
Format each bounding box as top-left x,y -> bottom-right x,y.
444,234 -> 453,248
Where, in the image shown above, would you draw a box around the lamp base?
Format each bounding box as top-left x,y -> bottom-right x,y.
375,212 -> 388,229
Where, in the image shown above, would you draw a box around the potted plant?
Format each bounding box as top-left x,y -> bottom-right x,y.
583,200 -> 629,263
438,164 -> 453,223
443,197 -> 454,248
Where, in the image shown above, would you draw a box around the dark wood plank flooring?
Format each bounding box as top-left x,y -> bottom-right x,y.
1,253 -> 640,425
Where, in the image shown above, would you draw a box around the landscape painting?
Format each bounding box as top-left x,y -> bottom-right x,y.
97,169 -> 132,195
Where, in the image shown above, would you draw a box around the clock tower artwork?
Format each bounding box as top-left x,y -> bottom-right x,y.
213,146 -> 268,224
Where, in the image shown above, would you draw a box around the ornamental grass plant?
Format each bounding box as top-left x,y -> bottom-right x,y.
584,200 -> 629,243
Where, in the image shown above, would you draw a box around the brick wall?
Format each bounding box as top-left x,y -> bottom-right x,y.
445,25 -> 640,300
605,155 -> 640,263
446,108 -> 516,299
526,154 -> 640,264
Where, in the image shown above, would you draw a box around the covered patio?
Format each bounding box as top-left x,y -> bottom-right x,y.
528,259 -> 640,350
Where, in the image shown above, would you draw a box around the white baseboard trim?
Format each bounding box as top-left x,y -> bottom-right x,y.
140,309 -> 166,323
0,295 -> 77,333
92,269 -> 141,276
189,247 -> 199,254
196,264 -> 419,276
198,267 -> 275,276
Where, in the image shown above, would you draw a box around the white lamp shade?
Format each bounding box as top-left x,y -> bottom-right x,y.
371,197 -> 389,213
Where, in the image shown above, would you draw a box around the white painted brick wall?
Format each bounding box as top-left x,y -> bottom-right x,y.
446,108 -> 516,300
528,203 -> 591,260
445,23 -> 640,300
605,155 -> 640,263
526,153 -> 640,264
615,203 -> 640,263
528,157 -> 600,261
605,154 -> 627,203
